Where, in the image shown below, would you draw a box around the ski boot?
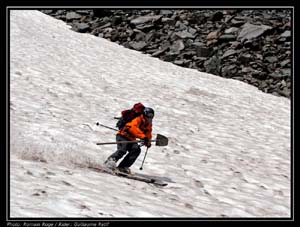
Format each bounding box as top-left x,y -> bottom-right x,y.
117,167 -> 132,175
104,157 -> 117,170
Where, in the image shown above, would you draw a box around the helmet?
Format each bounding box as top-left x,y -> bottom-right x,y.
133,102 -> 145,114
144,107 -> 154,119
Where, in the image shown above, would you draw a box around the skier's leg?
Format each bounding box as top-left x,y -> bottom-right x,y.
117,143 -> 141,168
104,135 -> 128,168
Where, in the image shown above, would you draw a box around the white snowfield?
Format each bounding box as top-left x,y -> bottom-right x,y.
10,10 -> 291,218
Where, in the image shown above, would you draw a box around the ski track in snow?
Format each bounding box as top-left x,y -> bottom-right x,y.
10,11 -> 291,218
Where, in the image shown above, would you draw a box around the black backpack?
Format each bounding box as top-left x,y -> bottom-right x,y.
116,109 -> 139,130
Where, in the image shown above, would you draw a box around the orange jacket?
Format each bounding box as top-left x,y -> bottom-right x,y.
118,115 -> 152,141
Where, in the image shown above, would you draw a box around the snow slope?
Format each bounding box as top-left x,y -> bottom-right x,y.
9,10 -> 291,218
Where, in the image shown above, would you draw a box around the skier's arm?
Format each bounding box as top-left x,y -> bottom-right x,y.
144,126 -> 152,140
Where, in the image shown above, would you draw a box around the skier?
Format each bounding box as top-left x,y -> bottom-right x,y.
104,107 -> 154,174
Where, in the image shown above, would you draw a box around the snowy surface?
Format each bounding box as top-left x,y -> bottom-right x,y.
9,10 -> 291,218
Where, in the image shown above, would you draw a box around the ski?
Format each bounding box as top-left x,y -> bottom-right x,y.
88,166 -> 168,187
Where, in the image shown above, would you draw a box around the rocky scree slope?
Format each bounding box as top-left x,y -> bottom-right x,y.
41,9 -> 292,99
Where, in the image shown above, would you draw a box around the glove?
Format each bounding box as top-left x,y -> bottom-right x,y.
142,137 -> 151,148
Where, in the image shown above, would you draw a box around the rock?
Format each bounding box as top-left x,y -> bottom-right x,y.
111,16 -> 123,26
180,50 -> 197,59
259,80 -> 268,89
283,42 -> 291,48
75,23 -> 90,33
161,18 -> 176,26
129,41 -> 147,50
188,14 -> 206,25
55,10 -> 65,16
265,56 -> 278,63
175,21 -> 188,31
188,27 -> 197,35
41,10 -> 53,14
204,56 -> 221,74
237,23 -> 272,42
270,69 -> 290,78
102,27 -> 113,34
222,65 -> 237,77
209,11 -> 224,21
110,30 -> 120,41
134,30 -> 146,41
252,70 -> 267,80
194,44 -> 212,57
280,30 -> 291,38
219,34 -> 236,42
255,53 -> 263,60
191,42 -> 213,58
162,52 -> 178,62
151,46 -> 169,57
174,60 -> 184,65
224,9 -> 239,15
280,69 -> 291,78
238,53 -> 252,64
278,87 -> 290,97
145,31 -> 155,43
175,31 -> 195,39
66,12 -> 82,21
99,22 -> 112,29
130,15 -> 162,25
231,19 -> 245,27
245,39 -> 262,51
283,21 -> 291,30
169,40 -> 185,53
159,10 -> 173,15
225,27 -> 239,34
221,49 -> 238,59
207,30 -> 221,40
280,79 -> 287,88
76,10 -> 91,15
207,39 -> 218,46
241,67 -> 253,73
280,59 -> 290,67
230,41 -> 243,49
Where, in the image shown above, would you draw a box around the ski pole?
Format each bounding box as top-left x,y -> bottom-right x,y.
139,147 -> 149,170
96,122 -> 118,131
97,140 -> 142,145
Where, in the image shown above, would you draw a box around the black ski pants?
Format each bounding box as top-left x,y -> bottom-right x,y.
108,134 -> 141,168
